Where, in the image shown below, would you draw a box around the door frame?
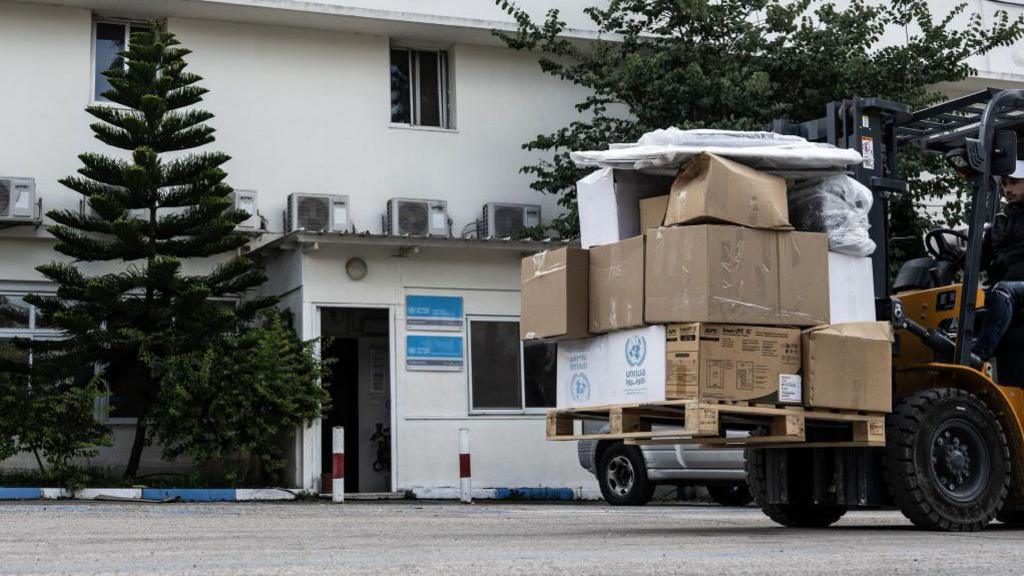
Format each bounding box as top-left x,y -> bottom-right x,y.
309,302 -> 397,493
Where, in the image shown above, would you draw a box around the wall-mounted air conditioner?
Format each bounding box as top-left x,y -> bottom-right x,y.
286,193 -> 349,233
0,177 -> 36,221
232,189 -> 260,230
385,197 -> 448,237
480,202 -> 540,238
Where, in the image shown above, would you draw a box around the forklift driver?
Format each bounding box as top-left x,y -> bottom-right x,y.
972,160 -> 1024,364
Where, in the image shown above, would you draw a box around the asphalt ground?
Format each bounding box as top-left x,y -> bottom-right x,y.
2,500 -> 1023,575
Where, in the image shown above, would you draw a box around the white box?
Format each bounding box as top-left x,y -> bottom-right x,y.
577,168 -> 671,249
828,252 -> 876,323
557,325 -> 666,408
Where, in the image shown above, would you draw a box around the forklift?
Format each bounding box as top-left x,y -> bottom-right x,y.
755,88 -> 1024,531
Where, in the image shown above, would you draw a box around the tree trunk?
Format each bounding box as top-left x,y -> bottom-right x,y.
124,415 -> 147,480
32,448 -> 45,475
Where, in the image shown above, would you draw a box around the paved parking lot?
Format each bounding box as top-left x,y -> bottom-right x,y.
1,500 -> 1023,575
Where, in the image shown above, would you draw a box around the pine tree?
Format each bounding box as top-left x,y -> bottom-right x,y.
26,20 -> 273,478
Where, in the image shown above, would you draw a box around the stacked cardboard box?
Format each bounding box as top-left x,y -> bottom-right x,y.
523,152 -> 891,413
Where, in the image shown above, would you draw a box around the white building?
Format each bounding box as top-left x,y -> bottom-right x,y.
1,0 -> 1023,495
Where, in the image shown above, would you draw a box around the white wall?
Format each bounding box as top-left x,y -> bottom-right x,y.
301,243 -> 595,492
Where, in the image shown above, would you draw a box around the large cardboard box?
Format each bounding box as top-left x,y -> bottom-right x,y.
828,252 -> 876,323
665,153 -> 790,230
577,168 -> 673,248
520,247 -> 589,341
665,323 -> 802,404
639,195 -> 669,232
557,326 -> 666,409
778,231 -> 830,326
802,322 -> 893,413
645,225 -> 779,325
589,236 -> 645,334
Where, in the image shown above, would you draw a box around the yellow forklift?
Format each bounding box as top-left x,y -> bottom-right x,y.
752,88 -> 1024,531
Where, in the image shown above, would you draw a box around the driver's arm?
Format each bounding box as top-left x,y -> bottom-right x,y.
981,223 -> 994,281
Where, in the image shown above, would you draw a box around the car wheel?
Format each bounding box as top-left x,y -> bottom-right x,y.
598,442 -> 655,506
883,388 -> 1010,531
707,483 -> 753,507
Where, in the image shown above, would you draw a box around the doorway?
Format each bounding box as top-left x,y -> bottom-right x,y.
320,307 -> 391,493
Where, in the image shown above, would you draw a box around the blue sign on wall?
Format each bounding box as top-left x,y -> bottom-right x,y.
406,295 -> 464,331
406,335 -> 464,371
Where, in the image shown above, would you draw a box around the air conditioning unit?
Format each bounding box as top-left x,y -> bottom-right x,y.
481,203 -> 540,238
0,177 -> 36,220
385,197 -> 448,237
286,193 -> 349,233
233,189 -> 260,230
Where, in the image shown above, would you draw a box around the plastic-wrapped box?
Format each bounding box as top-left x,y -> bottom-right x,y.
788,175 -> 875,257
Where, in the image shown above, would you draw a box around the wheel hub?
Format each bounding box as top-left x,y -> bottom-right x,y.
605,455 -> 635,497
929,419 -> 989,503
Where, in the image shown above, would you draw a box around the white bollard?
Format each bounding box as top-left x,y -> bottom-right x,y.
459,428 -> 471,503
332,426 -> 345,503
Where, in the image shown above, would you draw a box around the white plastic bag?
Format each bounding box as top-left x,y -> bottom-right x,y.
789,175 -> 876,257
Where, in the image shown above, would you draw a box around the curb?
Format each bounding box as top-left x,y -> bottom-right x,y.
0,487 -> 302,502
1,486 -> 599,502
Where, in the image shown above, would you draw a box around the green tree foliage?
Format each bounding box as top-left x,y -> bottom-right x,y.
147,310 -> 330,485
25,20 -> 274,478
0,341 -> 108,477
494,0 -> 1024,242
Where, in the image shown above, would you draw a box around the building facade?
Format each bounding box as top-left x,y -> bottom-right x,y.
1,0 -> 1023,494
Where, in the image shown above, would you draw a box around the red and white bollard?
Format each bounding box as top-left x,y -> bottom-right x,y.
332,426 -> 345,503
459,428 -> 472,503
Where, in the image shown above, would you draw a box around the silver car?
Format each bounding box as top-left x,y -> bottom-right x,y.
577,429 -> 750,506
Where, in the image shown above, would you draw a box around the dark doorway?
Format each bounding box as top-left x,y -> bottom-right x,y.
320,307 -> 391,494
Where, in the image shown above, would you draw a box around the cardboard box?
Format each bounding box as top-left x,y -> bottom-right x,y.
802,322 -> 893,413
557,326 -> 666,409
665,323 -> 802,404
589,236 -> 645,334
778,231 -> 830,326
520,247 -> 589,341
828,252 -> 876,323
645,225 -> 779,325
639,195 -> 669,232
577,168 -> 673,248
665,153 -> 790,230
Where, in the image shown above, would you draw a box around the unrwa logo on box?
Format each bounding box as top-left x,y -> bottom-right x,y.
625,335 -> 647,367
569,373 -> 591,403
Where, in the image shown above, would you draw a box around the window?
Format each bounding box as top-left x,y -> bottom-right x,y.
468,318 -> 556,412
92,21 -> 149,102
390,47 -> 451,128
0,292 -> 60,377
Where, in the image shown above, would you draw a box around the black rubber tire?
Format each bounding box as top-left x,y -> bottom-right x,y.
597,442 -> 656,506
707,483 -> 753,507
883,388 -> 1010,532
745,448 -> 848,527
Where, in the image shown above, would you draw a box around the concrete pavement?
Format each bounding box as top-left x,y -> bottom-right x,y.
1,501 -> 1022,575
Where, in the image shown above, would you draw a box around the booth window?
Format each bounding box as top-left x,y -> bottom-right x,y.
468,318 -> 556,413
93,21 -> 149,102
390,47 -> 451,128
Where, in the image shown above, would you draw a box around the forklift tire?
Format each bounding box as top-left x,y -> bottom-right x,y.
883,388 -> 1010,532
597,442 -> 656,506
745,448 -> 848,527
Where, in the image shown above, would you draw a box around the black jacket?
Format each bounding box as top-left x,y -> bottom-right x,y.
983,201 -> 1024,284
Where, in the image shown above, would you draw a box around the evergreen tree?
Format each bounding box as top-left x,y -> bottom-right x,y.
494,0 -> 1024,250
26,20 -> 273,478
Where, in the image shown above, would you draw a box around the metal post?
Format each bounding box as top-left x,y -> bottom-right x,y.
459,428 -> 471,503
332,426 -> 344,503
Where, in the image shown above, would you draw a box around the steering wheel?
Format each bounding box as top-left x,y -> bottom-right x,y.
925,228 -> 968,262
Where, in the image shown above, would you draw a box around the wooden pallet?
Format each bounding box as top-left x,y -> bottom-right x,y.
546,400 -> 886,449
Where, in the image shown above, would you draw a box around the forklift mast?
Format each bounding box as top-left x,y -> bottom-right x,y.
772,89 -> 1024,365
